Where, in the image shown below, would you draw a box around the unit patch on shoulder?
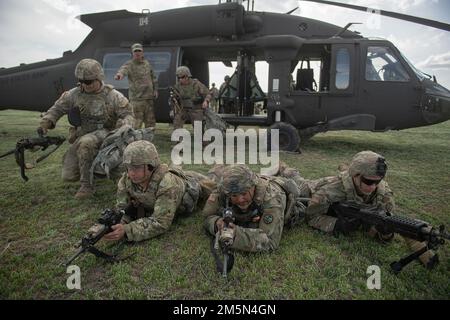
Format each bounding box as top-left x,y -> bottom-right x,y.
263,214 -> 273,224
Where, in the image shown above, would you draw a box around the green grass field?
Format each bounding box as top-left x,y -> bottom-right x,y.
0,109 -> 449,299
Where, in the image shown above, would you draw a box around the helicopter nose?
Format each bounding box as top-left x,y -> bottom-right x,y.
421,90 -> 450,125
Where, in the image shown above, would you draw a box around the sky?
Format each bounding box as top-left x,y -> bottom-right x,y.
0,0 -> 449,90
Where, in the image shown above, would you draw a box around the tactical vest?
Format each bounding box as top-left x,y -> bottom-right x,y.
127,60 -> 155,100
71,85 -> 116,135
128,164 -> 201,218
260,176 -> 307,227
167,166 -> 201,214
174,79 -> 205,109
216,178 -> 269,228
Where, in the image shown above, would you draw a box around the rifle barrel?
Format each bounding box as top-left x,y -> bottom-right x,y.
64,246 -> 86,266
222,253 -> 228,278
0,149 -> 15,159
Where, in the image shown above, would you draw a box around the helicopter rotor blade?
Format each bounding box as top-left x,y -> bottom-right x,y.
302,0 -> 450,32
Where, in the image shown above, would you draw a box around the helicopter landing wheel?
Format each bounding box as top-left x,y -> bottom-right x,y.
268,122 -> 301,152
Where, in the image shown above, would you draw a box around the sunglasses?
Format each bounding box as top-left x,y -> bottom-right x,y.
177,76 -> 187,80
78,79 -> 95,85
360,176 -> 382,186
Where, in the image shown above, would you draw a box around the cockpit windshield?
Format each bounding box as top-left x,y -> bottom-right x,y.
400,52 -> 431,81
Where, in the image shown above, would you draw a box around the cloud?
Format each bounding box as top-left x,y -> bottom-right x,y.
44,24 -> 64,34
417,52 -> 450,70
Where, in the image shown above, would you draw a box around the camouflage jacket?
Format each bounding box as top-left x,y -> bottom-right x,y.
306,170 -> 395,233
117,59 -> 158,101
203,177 -> 287,253
209,87 -> 219,99
40,84 -> 134,136
116,164 -> 206,242
174,78 -> 211,109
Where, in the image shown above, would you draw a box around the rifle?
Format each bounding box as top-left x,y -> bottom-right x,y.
64,208 -> 129,266
331,201 -> 450,272
211,207 -> 235,278
0,128 -> 65,181
168,86 -> 182,119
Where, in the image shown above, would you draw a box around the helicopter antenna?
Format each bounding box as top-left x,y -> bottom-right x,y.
333,22 -> 362,37
286,7 -> 299,15
302,0 -> 450,32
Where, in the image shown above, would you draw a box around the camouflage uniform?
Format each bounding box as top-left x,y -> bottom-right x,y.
203,164 -> 306,253
219,76 -> 233,113
219,76 -> 230,95
173,66 -> 211,129
116,141 -> 215,242
306,150 -> 437,267
209,84 -> 219,113
208,162 -> 310,197
117,44 -> 158,129
40,59 -> 134,198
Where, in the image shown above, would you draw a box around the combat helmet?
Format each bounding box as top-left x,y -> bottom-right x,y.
348,150 -> 387,178
123,140 -> 160,168
220,164 -> 258,195
176,66 -> 192,78
131,43 -> 143,52
74,59 -> 105,81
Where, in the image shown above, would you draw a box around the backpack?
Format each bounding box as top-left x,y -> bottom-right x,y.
204,108 -> 229,134
89,126 -> 154,184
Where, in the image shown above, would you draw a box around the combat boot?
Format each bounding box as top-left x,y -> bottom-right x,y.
74,184 -> 95,199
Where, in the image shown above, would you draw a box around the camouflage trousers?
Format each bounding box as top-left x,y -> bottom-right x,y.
173,108 -> 204,130
184,170 -> 216,202
131,99 -> 155,129
209,99 -> 218,113
61,130 -> 107,187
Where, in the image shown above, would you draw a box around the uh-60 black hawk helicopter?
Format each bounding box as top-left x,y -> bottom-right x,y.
1,0 -> 449,152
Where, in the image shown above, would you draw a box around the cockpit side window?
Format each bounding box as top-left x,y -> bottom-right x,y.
336,48 -> 350,90
366,46 -> 410,82
103,51 -> 172,89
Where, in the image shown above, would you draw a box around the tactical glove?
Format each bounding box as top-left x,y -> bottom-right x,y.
39,118 -> 54,134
